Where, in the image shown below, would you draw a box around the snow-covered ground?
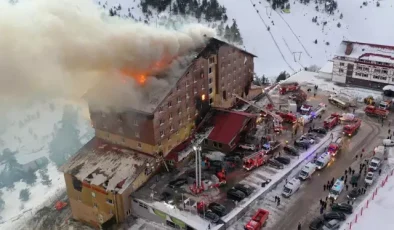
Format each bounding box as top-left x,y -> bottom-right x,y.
0,100 -> 93,228
339,147 -> 394,230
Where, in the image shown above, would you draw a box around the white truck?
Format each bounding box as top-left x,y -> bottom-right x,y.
299,162 -> 317,180
282,178 -> 301,198
369,146 -> 385,171
315,153 -> 331,170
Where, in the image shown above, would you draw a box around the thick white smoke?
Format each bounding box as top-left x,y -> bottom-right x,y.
0,0 -> 215,110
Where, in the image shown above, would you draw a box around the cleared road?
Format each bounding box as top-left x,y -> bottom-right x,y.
269,119 -> 382,230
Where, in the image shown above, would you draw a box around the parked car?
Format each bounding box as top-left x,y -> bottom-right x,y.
323,212 -> 346,221
275,156 -> 291,165
159,191 -> 172,201
365,172 -> 375,185
208,202 -> 226,217
224,155 -> 242,164
300,134 -> 317,143
331,203 -> 353,214
294,139 -> 311,149
234,184 -> 254,196
310,127 -> 328,135
168,178 -> 187,188
239,143 -> 256,151
350,174 -> 360,184
203,211 -> 220,223
322,219 -> 340,230
268,159 -> 284,169
227,188 -> 246,202
283,145 -> 299,156
309,217 -> 324,230
347,188 -> 362,200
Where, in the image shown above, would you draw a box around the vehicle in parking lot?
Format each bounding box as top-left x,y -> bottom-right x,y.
203,211 -> 220,223
323,212 -> 346,221
234,184 -> 254,197
275,156 -> 291,165
245,209 -> 269,230
282,178 -> 301,197
322,219 -> 340,230
368,157 -> 382,172
347,188 -> 362,200
283,145 -> 299,156
267,159 -> 284,169
239,143 -> 256,151
301,134 -> 317,143
365,172 -> 375,185
328,179 -> 345,200
224,155 -> 242,164
299,162 -> 317,180
168,178 -> 187,188
310,127 -> 328,135
227,188 -> 246,201
208,202 -> 226,217
294,139 -> 311,149
315,152 -> 331,170
331,203 -> 353,214
309,217 -> 324,230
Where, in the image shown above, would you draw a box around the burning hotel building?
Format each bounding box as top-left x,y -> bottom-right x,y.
60,37 -> 256,229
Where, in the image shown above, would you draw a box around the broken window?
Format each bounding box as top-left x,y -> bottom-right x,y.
223,90 -> 227,100
72,176 -> 82,192
106,198 -> 113,204
209,67 -> 212,74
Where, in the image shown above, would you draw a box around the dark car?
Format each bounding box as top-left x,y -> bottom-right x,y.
350,174 -> 360,184
347,188 -> 362,200
203,211 -> 220,223
234,183 -> 253,196
331,203 -> 353,214
323,211 -> 346,221
268,159 -> 284,169
227,188 -> 246,202
294,139 -> 311,149
283,145 -> 299,156
309,216 -> 324,230
224,155 -> 242,164
159,191 -> 172,201
208,202 -> 226,217
275,156 -> 291,165
168,178 -> 187,188
310,127 -> 328,135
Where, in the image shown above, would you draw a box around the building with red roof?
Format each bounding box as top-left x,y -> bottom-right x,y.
203,109 -> 257,152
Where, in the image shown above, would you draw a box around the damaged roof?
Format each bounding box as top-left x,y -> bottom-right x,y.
60,137 -> 154,194
336,40 -> 394,64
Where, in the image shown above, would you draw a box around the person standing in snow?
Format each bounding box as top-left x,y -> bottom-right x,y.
298,222 -> 302,230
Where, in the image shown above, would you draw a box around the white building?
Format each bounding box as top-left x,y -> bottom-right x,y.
332,41 -> 394,89
318,61 -> 333,80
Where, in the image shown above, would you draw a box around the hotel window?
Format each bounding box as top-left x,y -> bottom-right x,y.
178,108 -> 181,115
169,113 -> 173,120
362,74 -> 368,77
339,68 -> 344,73
170,125 -> 174,131
186,80 -> 189,87
137,143 -> 142,148
135,131 -> 140,138
209,88 -> 213,94
159,106 -> 163,113
209,57 -> 215,64
176,85 -> 180,91
160,119 -> 164,126
194,87 -> 197,94
188,114 -> 191,120
356,66 -> 363,70
177,97 -> 181,103
133,120 -> 138,126
92,192 -> 96,198
93,203 -> 98,208
363,67 -> 369,71
355,73 -> 362,76
186,93 -> 190,99
201,73 -> 204,79
106,199 -> 113,205
209,78 -> 212,84
160,131 -> 164,137
374,69 -> 381,73
339,62 -> 345,66
168,101 -> 172,108
193,75 -> 197,83
209,67 -> 212,74
382,69 -> 388,74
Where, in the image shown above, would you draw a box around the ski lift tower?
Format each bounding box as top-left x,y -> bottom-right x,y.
191,145 -> 204,194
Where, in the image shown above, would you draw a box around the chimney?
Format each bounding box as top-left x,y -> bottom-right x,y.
345,42 -> 353,55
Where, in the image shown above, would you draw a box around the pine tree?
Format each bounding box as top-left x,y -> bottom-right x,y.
217,22 -> 225,36
224,25 -> 232,41
230,20 -> 243,45
49,105 -> 82,167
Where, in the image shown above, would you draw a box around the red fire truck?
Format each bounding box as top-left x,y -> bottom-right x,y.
277,112 -> 297,123
343,118 -> 361,137
324,113 -> 340,130
245,209 -> 269,230
279,82 -> 300,95
243,150 -> 269,171
364,105 -> 389,119
327,137 -> 343,156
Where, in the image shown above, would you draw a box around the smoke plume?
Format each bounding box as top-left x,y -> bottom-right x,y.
0,0 -> 215,110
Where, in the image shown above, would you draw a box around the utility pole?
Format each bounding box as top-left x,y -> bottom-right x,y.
193,145 -> 202,191
292,52 -> 302,62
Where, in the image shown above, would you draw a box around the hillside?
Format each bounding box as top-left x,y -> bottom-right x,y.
97,0 -> 394,78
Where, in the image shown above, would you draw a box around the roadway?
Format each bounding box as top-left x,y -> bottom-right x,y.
268,117 -> 384,230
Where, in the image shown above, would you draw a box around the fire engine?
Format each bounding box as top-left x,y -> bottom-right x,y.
279,82 -> 300,95
277,112 -> 297,123
365,105 -> 389,119
379,100 -> 393,110
343,118 -> 361,137
245,209 -> 269,230
243,150 -> 269,171
327,137 -> 343,156
311,103 -> 326,118
324,113 -> 340,130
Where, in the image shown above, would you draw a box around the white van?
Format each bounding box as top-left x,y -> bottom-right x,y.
282,178 -> 301,198
315,153 -> 331,170
328,179 -> 344,200
368,157 -> 381,172
299,162 -> 317,180
383,139 -> 394,147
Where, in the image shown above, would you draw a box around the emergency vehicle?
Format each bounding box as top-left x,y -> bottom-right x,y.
245,209 -> 269,230
279,82 -> 300,95
364,105 -> 389,119
243,150 -> 269,171
327,137 -> 343,156
343,118 -> 361,137
300,104 -> 312,115
311,103 -> 326,118
328,179 -> 345,200
379,100 -> 392,110
277,112 -> 297,123
328,96 -> 349,110
324,113 -> 340,130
